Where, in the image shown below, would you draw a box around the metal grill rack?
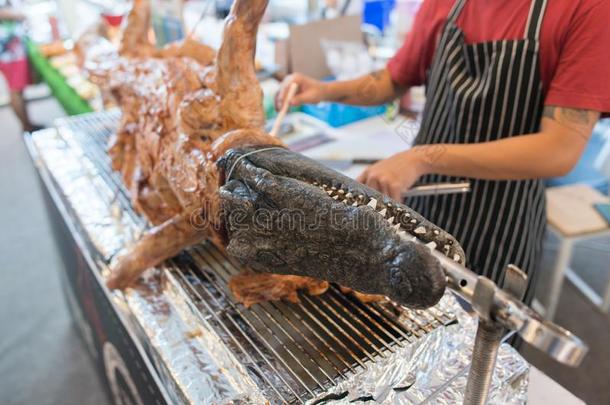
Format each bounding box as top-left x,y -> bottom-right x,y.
54,111 -> 457,404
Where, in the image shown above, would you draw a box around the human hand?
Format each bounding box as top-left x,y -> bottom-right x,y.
357,150 -> 427,200
275,73 -> 326,110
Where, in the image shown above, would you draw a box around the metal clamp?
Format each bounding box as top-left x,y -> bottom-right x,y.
408,242 -> 588,403
427,250 -> 588,367
463,266 -> 528,405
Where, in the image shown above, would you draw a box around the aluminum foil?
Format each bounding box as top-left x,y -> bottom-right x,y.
29,118 -> 530,404
29,127 -> 267,404
307,295 -> 529,404
125,271 -> 267,404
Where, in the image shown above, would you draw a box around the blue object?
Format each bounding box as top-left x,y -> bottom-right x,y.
546,122 -> 610,194
363,0 -> 396,32
152,15 -> 184,47
301,102 -> 387,128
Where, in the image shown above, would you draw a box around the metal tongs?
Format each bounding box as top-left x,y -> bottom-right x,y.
404,181 -> 472,198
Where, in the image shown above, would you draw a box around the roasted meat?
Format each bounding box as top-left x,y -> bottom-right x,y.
217,147 -> 462,308
86,0 -> 465,309
229,272 -> 329,308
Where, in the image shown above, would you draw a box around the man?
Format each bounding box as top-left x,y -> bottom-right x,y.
1,0 -> 37,132
277,0 -> 610,303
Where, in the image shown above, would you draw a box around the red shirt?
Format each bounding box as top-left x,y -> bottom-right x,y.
387,0 -> 610,116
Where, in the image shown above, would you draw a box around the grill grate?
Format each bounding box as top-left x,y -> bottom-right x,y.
55,111 -> 456,404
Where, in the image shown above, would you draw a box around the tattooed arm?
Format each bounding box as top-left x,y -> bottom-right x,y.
541,106 -> 600,142
275,68 -> 404,109
358,106 -> 600,200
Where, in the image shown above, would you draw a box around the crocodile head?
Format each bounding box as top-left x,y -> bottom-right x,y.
217,146 -> 465,309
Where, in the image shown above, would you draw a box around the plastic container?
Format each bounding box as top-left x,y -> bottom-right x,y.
363,0 -> 397,32
301,102 -> 386,128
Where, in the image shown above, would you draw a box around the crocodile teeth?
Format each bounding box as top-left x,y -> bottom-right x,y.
338,189 -> 345,195
345,192 -> 353,199
367,199 -> 378,209
379,208 -> 387,217
332,195 -> 339,200
352,201 -> 359,207
410,219 -> 417,224
327,190 -> 334,196
426,242 -> 437,250
387,216 -> 395,224
398,231 -> 416,242
392,224 -> 401,231
414,226 -> 427,235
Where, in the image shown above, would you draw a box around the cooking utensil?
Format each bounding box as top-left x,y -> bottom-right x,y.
270,83 -> 299,138
404,181 -> 472,198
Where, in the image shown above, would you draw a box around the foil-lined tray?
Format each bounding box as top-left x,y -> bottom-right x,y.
312,302 -> 529,404
28,125 -> 266,404
26,113 -> 530,404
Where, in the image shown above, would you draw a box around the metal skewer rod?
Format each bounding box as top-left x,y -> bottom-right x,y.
408,235 -> 587,402
378,179 -> 586,368
423,249 -> 588,367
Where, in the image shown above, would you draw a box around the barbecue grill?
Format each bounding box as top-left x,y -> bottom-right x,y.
25,111 -> 584,404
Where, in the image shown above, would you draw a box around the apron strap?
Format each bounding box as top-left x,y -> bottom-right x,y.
524,0 -> 549,40
447,0 -> 468,24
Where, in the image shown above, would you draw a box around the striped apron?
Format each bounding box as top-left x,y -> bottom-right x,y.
408,0 -> 548,304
